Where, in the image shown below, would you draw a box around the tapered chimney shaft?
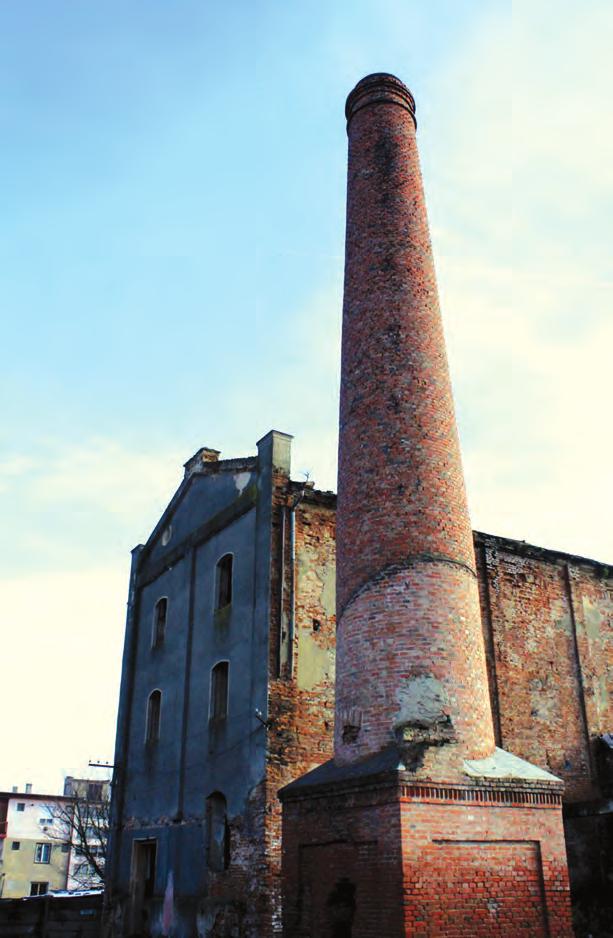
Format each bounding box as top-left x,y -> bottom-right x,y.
280,76 -> 572,938
335,74 -> 495,770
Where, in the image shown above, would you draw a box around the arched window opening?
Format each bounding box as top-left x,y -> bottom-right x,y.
152,598 -> 167,648
215,554 -> 233,610
206,792 -> 229,871
146,690 -> 161,744
210,662 -> 229,721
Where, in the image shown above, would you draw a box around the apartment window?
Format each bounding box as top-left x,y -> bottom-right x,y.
215,554 -> 233,609
206,792 -> 230,872
35,843 -> 51,864
210,662 -> 229,721
152,597 -> 168,648
87,782 -> 103,801
146,690 -> 162,744
11,841 -> 20,851
16,803 -> 25,812
30,882 -> 48,896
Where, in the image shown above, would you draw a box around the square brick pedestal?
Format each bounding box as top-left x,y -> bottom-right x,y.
280,749 -> 573,938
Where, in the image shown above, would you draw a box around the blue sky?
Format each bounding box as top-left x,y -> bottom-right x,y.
2,0 -> 612,792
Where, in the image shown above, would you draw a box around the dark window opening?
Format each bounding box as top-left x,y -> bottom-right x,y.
152,598 -> 167,648
216,555 -> 233,609
11,841 -> 20,851
206,792 -> 230,872
146,690 -> 162,744
312,619 -> 321,632
210,662 -> 229,721
130,839 -> 157,933
327,878 -> 356,938
87,782 -> 103,801
30,882 -> 48,896
342,723 -> 360,744
16,803 -> 25,812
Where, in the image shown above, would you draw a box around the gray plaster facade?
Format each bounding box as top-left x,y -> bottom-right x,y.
107,431 -> 293,938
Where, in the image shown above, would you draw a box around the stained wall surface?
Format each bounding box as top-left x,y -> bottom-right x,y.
108,434 -> 282,938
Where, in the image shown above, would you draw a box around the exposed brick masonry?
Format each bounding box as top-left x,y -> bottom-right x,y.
281,73 -> 574,937
336,72 -> 494,769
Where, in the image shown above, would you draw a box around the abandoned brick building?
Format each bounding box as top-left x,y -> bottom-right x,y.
107,74 -> 612,937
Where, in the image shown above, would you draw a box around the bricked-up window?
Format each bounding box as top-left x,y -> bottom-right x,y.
145,690 -> 162,744
152,597 -> 168,648
215,554 -> 233,609
210,662 -> 229,720
206,792 -> 230,871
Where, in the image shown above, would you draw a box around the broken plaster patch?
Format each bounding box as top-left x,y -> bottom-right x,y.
394,673 -> 450,731
234,471 -> 252,496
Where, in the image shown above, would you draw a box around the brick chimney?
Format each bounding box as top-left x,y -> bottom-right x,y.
280,74 -> 573,937
335,72 -> 494,773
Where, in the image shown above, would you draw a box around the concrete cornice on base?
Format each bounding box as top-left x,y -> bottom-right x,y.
464,746 -> 562,782
280,745 -> 564,806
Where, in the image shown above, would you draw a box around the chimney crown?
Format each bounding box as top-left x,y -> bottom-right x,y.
345,72 -> 416,127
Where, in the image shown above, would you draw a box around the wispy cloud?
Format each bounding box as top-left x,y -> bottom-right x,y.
1,438 -> 184,575
427,1 -> 613,562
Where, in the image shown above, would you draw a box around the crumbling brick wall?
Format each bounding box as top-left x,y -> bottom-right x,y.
265,483 -> 337,936
256,488 -> 611,936
475,532 -> 613,802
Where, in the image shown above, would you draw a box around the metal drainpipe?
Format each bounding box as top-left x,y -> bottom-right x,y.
288,488 -> 306,678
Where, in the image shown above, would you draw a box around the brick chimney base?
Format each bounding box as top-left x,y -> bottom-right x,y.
281,762 -> 573,937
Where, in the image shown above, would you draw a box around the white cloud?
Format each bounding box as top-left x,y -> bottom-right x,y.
28,438 -> 182,522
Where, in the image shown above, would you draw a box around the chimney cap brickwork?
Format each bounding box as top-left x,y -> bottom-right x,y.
345,72 -> 416,127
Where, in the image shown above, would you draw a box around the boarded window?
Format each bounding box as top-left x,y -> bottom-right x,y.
210,662 -> 229,720
206,792 -> 229,872
216,555 -> 233,609
152,598 -> 167,648
146,691 -> 162,744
